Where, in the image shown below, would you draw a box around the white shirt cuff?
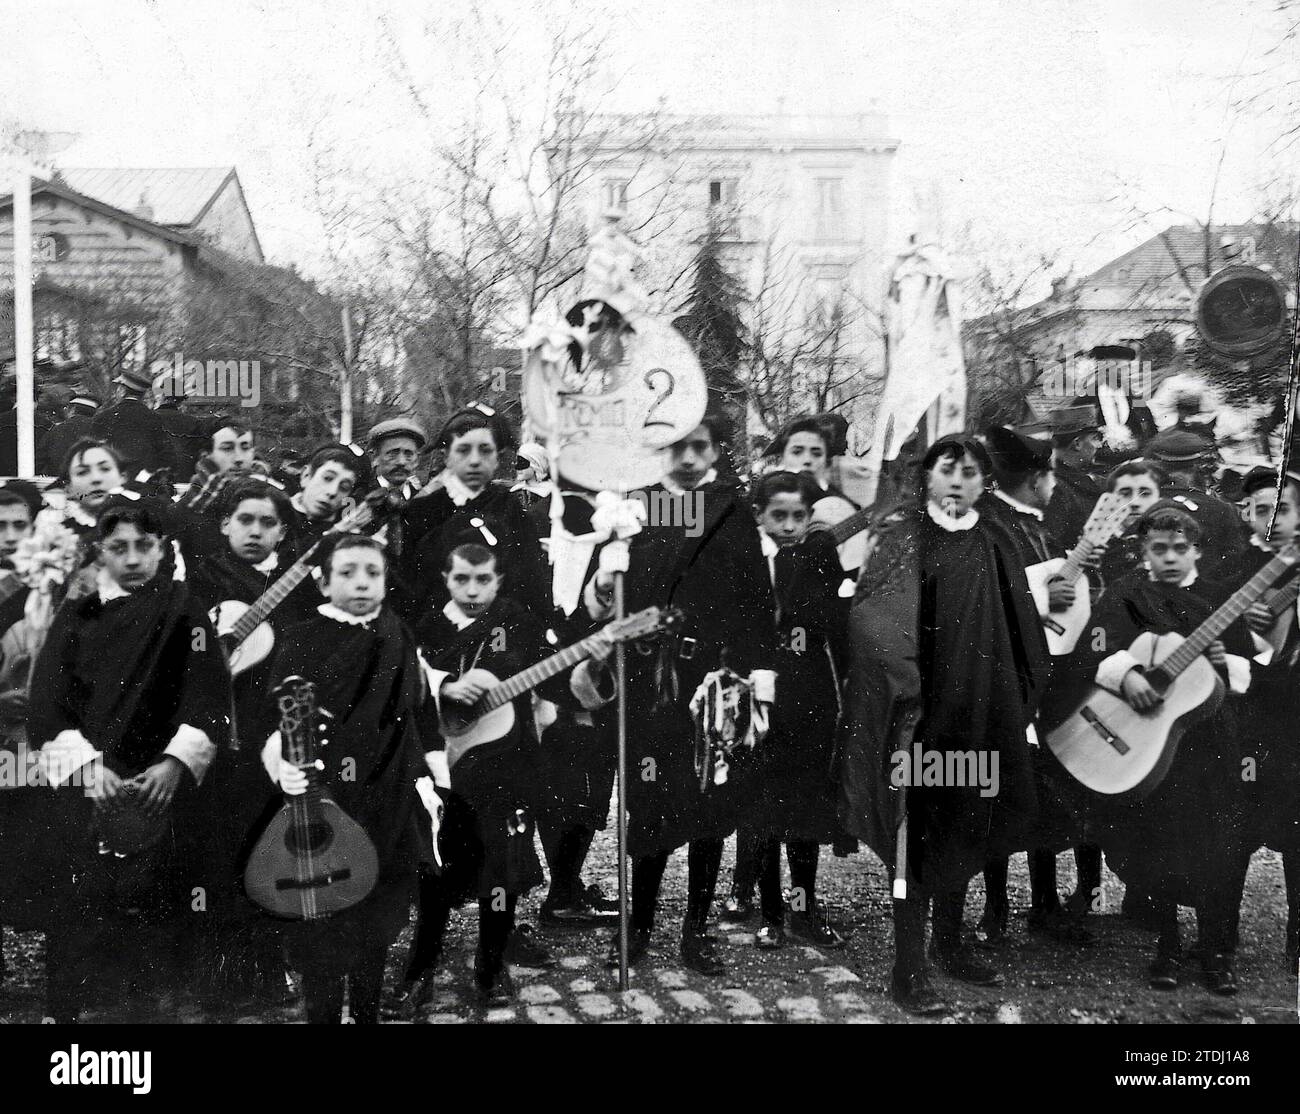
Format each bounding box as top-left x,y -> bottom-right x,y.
424,749 -> 451,789
261,731 -> 282,784
164,723 -> 216,785
1095,650 -> 1143,694
570,659 -> 615,710
422,662 -> 453,715
1225,654 -> 1251,695
1251,631 -> 1275,665
38,729 -> 102,789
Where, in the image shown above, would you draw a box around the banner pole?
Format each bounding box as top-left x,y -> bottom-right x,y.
614,564 -> 630,991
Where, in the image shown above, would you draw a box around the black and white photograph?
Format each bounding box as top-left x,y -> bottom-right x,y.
0,0 -> 1296,1090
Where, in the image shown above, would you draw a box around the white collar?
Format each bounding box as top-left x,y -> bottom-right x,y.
442,599 -> 477,630
926,500 -> 980,532
1249,534 -> 1276,553
96,567 -> 132,602
759,531 -> 780,559
66,500 -> 98,528
442,471 -> 488,507
253,551 -> 279,573
1148,567 -> 1199,587
993,488 -> 1044,521
662,469 -> 716,496
317,602 -> 381,626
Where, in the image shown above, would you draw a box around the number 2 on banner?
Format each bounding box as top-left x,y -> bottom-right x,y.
643,368 -> 675,432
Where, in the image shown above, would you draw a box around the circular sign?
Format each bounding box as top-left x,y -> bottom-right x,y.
1195,264 -> 1288,360
523,303 -> 707,491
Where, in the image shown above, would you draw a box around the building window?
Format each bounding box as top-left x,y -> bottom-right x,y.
813,177 -> 847,241
118,323 -> 148,373
708,178 -> 739,207
602,179 -> 629,212
35,311 -> 81,363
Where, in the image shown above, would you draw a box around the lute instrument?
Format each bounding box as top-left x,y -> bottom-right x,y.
244,676 -> 379,920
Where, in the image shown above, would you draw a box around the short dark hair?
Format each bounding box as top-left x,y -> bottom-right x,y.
1107,460 -> 1168,492
220,478 -> 293,523
61,438 -> 124,483
1137,506 -> 1201,545
439,411 -> 501,451
0,488 -> 34,519
768,417 -> 829,460
751,469 -> 822,512
321,533 -> 387,578
696,412 -> 733,449
442,542 -> 497,574
99,502 -> 167,541
209,419 -> 254,446
919,434 -> 993,479
304,446 -> 362,481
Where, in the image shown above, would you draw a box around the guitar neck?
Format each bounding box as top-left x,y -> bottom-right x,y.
1266,571 -> 1300,617
229,545 -> 321,644
1054,546 -> 1089,588
478,636 -> 600,713
1157,553 -> 1296,680
828,504 -> 874,546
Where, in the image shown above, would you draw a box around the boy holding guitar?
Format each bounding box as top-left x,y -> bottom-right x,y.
1078,504 -> 1258,994
404,541 -> 616,1007
1230,466 -> 1300,970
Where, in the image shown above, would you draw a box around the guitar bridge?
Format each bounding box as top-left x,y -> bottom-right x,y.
1080,706 -> 1129,755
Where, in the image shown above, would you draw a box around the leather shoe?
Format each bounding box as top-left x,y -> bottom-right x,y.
1199,953 -> 1239,996
681,931 -> 726,976
930,944 -> 1003,987
605,927 -> 651,969
1148,952 -> 1182,989
891,970 -> 949,1016
719,893 -> 754,923
503,923 -> 555,969
476,967 -> 516,1006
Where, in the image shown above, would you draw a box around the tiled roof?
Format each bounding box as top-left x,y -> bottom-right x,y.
56,167 -> 234,227
1083,222 -> 1299,292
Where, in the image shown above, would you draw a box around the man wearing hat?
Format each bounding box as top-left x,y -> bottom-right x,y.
1042,400 -> 1104,552
37,390 -> 101,476
1145,427 -> 1247,581
90,366 -> 176,477
367,416 -> 426,502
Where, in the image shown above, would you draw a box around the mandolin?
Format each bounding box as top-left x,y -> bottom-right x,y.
1047,543 -> 1299,799
439,606 -> 678,770
243,676 -> 379,920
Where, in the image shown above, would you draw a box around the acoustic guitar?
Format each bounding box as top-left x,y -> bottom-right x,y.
439,606 -> 678,771
244,676 -> 379,920
1024,492 -> 1135,655
210,500 -> 375,677
1047,543 -> 1299,799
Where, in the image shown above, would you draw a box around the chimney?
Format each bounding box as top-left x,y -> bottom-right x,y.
134,193 -> 154,221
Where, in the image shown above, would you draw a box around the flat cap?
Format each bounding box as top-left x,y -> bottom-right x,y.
367,417 -> 428,450
1145,427 -> 1216,464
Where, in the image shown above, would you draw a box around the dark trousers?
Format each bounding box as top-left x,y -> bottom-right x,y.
982,849 -> 1063,925
301,943 -> 389,1024
631,838 -> 724,935
405,869 -> 517,986
892,881 -> 969,982
45,915 -> 181,1022
539,820 -> 595,909
756,839 -> 820,924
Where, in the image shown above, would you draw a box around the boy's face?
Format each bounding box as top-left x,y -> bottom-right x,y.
669,424 -> 718,489
1142,528 -> 1200,585
211,427 -> 254,474
221,497 -> 284,563
758,492 -> 810,547
101,522 -> 163,590
446,429 -> 498,493
779,432 -> 828,482
443,554 -> 500,618
323,544 -> 385,615
1113,472 -> 1162,518
0,502 -> 33,559
68,447 -> 123,509
1248,482 -> 1300,547
1026,468 -> 1056,511
925,451 -> 985,516
300,461 -> 356,520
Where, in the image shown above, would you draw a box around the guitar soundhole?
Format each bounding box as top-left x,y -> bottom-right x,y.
285,819 -> 334,856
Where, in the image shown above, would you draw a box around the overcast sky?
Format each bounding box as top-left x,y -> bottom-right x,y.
1,0 -> 1292,291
